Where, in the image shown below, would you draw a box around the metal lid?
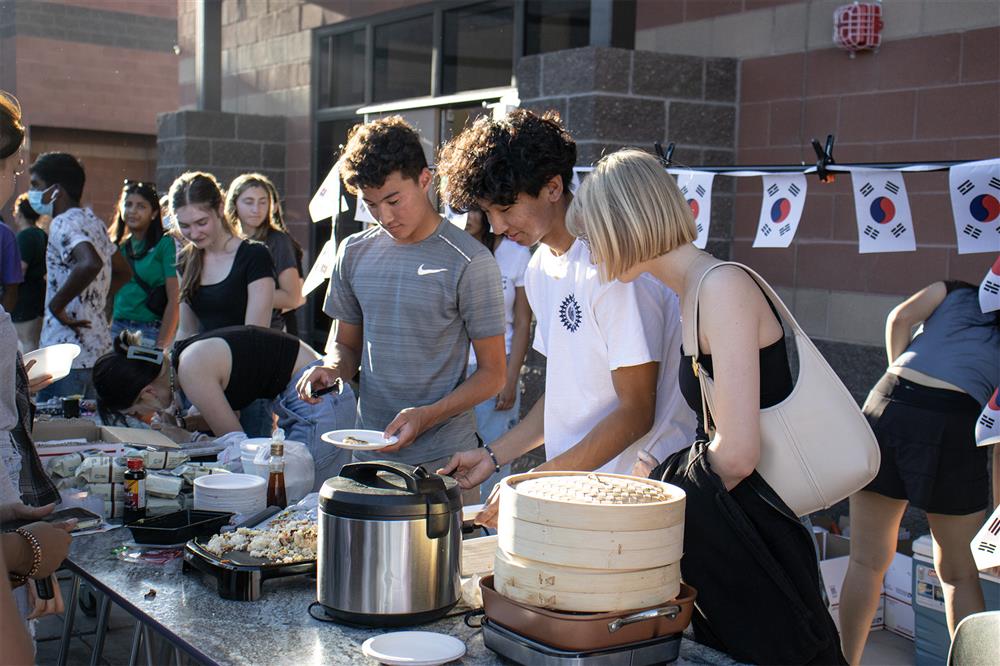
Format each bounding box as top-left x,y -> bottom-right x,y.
319,461 -> 462,519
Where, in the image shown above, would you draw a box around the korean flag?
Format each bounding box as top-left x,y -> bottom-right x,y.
851,170 -> 915,253
445,206 -> 468,229
980,256 -> 1000,314
355,198 -> 377,225
976,388 -> 1000,448
950,158 -> 1000,254
301,239 -> 339,298
308,160 -> 342,223
675,171 -> 715,249
971,503 -> 1000,571
753,174 -> 807,248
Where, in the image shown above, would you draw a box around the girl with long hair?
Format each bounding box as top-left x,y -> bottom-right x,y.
225,173 -> 304,333
108,180 -> 179,349
169,172 -> 275,340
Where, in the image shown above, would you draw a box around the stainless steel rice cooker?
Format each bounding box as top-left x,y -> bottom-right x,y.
317,461 -> 462,626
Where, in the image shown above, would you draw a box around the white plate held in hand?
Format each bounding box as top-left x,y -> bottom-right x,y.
361,631 -> 465,666
321,429 -> 398,451
23,343 -> 81,382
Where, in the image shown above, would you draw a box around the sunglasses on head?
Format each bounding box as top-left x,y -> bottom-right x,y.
123,179 -> 158,194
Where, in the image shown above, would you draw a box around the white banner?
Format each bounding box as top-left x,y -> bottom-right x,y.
949,158 -> 1000,254
851,170 -> 915,253
355,198 -> 376,224
301,238 -> 338,298
981,256 -> 1000,314
753,174 -> 807,248
977,388 -> 1000,448
674,171 -> 715,249
308,161 -> 342,223
444,206 -> 468,229
569,167 -> 584,195
971,502 -> 1000,571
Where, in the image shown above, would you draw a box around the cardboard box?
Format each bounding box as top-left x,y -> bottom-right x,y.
829,597 -> 884,633
885,595 -> 915,639
32,418 -> 179,456
820,555 -> 885,631
884,552 -> 913,603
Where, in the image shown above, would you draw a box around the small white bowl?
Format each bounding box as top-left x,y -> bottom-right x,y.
23,343 -> 81,383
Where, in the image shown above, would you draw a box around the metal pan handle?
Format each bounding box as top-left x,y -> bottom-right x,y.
607,605 -> 680,633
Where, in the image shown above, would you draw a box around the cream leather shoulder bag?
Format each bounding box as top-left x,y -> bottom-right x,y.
682,261 -> 880,516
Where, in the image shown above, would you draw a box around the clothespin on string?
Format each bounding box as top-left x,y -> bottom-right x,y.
812,134 -> 837,184
653,141 -> 675,168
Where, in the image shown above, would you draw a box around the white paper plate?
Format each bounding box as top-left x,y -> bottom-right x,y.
361,631 -> 465,666
23,343 -> 81,382
321,429 -> 398,451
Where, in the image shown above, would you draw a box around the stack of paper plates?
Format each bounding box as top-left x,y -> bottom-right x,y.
193,473 -> 266,515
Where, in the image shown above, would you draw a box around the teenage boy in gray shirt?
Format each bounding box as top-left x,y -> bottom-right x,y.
298,116 -> 506,480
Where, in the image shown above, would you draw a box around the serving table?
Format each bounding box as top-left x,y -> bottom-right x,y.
56,528 -> 741,665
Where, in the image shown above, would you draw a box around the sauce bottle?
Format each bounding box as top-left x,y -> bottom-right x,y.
123,457 -> 147,523
266,443 -> 287,509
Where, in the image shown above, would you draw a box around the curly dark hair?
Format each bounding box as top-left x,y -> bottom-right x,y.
437,109 -> 576,210
338,116 -> 427,194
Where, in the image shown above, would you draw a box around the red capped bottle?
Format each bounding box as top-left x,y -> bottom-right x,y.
123,457 -> 147,523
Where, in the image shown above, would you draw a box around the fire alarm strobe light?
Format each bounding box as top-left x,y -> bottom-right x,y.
833,2 -> 883,57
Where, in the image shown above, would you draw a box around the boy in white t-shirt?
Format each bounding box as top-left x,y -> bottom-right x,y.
437,110 -> 696,525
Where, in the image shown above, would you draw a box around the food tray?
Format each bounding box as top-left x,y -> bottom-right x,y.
127,510 -> 233,546
481,575 -> 696,653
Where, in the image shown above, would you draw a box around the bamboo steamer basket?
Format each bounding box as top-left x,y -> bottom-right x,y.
493,547 -> 680,595
498,516 -> 683,570
498,471 -> 685,533
493,568 -> 679,612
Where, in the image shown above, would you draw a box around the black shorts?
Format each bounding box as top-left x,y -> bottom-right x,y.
862,373 -> 988,515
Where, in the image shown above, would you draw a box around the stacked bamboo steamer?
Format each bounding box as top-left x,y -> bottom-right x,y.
493,471 -> 686,612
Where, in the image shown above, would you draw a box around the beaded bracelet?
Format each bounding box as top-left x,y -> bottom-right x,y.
483,444 -> 501,475
8,527 -> 42,586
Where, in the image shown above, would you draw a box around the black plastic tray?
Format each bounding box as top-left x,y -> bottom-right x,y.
182,537 -> 316,601
126,510 -> 233,546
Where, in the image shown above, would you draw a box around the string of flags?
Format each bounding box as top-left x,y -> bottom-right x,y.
570,157 -> 1000,254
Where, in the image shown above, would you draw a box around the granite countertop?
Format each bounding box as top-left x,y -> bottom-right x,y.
68,528 -> 739,665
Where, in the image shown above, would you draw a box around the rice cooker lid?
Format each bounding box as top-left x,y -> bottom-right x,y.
320,461 -> 462,519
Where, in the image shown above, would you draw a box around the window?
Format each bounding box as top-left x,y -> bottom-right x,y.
525,0 -> 590,55
442,2 -> 514,94
373,15 -> 434,102
318,29 -> 366,109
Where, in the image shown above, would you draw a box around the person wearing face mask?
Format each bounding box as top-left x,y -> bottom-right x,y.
170,172 -> 275,343
108,180 -> 179,350
10,194 -> 47,352
32,152 -> 130,400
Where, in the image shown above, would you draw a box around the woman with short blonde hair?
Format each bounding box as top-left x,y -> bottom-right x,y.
568,148 -> 845,665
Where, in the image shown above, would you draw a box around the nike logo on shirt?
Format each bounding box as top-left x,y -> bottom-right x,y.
417,264 -> 448,276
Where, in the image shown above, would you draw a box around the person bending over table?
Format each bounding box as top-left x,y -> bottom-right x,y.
93,326 -> 356,489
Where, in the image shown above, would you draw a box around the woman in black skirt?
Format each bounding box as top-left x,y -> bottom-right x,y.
840,279 -> 999,664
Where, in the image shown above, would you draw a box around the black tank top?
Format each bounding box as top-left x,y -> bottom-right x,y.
678,294 -> 793,441
172,326 -> 300,410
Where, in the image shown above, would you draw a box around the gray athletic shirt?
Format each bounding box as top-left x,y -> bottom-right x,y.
324,220 -> 505,465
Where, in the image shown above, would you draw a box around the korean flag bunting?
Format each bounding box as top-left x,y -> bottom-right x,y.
308,160 -> 342,223
977,388 -> 1000,448
355,198 -> 377,224
753,174 -> 807,248
444,206 -> 468,229
971,502 -> 1000,571
851,170 -> 915,253
949,158 -> 1000,254
569,167 -> 583,195
301,238 -> 339,298
981,256 -> 1000,314
675,171 -> 715,249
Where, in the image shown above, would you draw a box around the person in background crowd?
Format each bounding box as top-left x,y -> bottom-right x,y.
226,173 -> 305,437
0,215 -> 21,314
32,152 -> 129,400
171,171 -> 275,335
438,111 -> 695,526
840,280 -> 1000,664
568,148 -> 845,665
11,194 -> 47,352
226,173 -> 305,333
0,87 -> 74,663
94,327 -> 356,488
462,208 -> 532,501
296,116 -> 506,501
108,179 -> 179,350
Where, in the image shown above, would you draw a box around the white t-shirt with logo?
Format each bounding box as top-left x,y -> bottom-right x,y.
40,208 -> 115,369
469,238 -> 532,366
524,239 -> 696,474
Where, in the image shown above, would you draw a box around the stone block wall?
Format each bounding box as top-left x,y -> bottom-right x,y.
156,110 -> 286,194
516,46 -> 738,259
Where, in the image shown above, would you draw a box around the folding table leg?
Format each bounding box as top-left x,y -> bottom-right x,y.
89,592 -> 112,666
128,620 -> 143,666
142,624 -> 155,666
56,573 -> 82,666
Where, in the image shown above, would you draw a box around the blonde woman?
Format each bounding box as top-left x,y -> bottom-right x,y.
169,172 -> 275,342
225,173 -> 304,332
567,149 -> 845,665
